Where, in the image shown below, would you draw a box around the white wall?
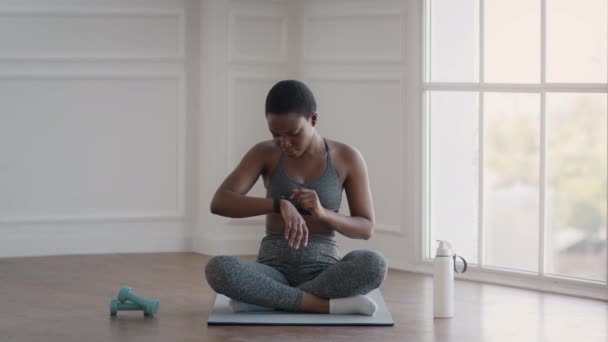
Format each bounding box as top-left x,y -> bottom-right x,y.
0,0 -> 423,272
0,0 -> 200,257
194,0 -> 423,271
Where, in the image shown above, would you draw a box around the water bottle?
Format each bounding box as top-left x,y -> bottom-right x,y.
433,240 -> 467,318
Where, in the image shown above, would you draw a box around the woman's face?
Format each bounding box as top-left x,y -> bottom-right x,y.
266,112 -> 316,158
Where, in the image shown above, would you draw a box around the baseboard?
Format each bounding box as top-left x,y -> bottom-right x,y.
192,233 -> 262,256
0,221 -> 189,258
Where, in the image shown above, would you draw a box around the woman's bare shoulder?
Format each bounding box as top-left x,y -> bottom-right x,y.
325,138 -> 366,183
254,140 -> 280,154
250,140 -> 280,169
326,138 -> 362,162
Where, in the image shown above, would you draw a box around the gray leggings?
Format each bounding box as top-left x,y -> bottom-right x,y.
204,230 -> 388,312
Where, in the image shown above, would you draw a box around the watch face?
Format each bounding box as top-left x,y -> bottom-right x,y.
290,200 -> 311,216
298,208 -> 312,216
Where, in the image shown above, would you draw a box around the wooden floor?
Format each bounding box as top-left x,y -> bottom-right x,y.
0,252 -> 605,342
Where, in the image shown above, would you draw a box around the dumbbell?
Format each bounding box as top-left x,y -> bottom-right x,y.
117,286 -> 160,317
109,298 -> 152,317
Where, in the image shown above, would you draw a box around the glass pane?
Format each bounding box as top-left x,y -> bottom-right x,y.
484,93 -> 540,272
484,0 -> 540,83
429,0 -> 479,82
547,0 -> 608,83
546,93 -> 607,282
429,91 -> 479,263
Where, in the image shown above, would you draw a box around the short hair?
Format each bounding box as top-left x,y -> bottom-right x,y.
265,80 -> 317,118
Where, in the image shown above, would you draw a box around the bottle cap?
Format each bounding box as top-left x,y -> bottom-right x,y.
435,240 -> 454,257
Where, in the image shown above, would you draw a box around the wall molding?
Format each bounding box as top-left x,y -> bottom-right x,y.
193,233 -> 262,256
228,9 -> 288,64
375,224 -> 404,236
0,224 -> 189,258
0,213 -> 183,225
302,73 -> 407,238
0,72 -> 187,223
225,70 -> 286,172
302,10 -> 406,63
0,8 -> 185,61
0,73 -> 183,79
303,72 -> 405,82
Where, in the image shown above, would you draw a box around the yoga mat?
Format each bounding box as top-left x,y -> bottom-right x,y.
207,288 -> 394,326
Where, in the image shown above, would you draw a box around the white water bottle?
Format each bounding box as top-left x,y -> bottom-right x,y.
433,240 -> 467,318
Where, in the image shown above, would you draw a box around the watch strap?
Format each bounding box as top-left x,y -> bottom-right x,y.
273,197 -> 281,213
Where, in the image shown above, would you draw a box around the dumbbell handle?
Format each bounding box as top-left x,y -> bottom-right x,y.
116,302 -> 143,310
110,298 -> 150,317
119,289 -> 150,308
117,287 -> 160,316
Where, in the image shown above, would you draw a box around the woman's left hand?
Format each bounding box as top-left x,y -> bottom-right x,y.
290,188 -> 326,219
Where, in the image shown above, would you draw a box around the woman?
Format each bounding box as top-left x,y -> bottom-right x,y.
205,80 -> 388,315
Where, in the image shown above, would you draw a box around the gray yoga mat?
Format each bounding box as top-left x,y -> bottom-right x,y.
207,288 -> 394,326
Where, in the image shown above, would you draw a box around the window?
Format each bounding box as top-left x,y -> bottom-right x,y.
425,0 -> 607,285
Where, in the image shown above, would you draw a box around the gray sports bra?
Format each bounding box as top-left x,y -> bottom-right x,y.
265,137 -> 343,215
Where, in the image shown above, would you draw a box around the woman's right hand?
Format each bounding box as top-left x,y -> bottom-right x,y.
279,199 -> 309,249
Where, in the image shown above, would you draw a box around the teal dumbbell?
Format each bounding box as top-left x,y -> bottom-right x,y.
109,298 -> 152,317
117,286 -> 160,317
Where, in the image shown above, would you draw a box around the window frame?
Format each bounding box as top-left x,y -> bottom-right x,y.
420,0 -> 608,301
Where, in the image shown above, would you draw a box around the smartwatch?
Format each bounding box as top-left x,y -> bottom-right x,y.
273,196 -> 282,213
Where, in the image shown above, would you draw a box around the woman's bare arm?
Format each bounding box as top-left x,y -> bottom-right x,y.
317,145 -> 375,239
210,143 -> 275,218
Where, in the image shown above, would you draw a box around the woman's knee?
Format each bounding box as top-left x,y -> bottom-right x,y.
204,255 -> 240,292
346,250 -> 388,287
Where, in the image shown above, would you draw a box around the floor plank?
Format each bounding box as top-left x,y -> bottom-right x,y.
0,252 -> 605,342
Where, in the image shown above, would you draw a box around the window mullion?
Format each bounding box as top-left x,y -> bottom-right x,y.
539,0 -> 547,277
422,0 -> 430,261
605,0 -> 608,284
478,0 -> 485,267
